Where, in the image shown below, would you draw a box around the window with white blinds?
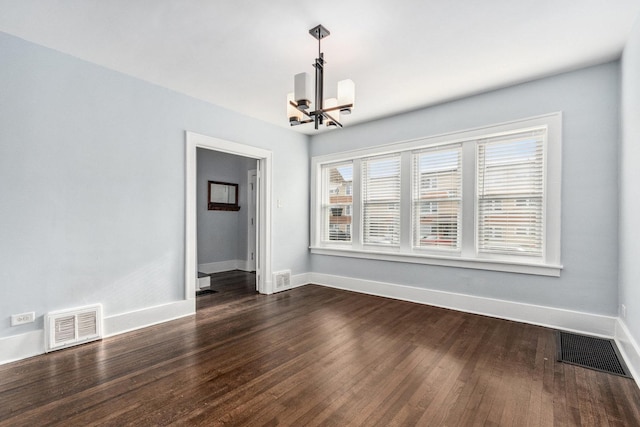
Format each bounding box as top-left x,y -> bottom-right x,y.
321,162 -> 353,242
477,130 -> 544,256
412,145 -> 462,250
362,154 -> 401,246
311,113 -> 561,276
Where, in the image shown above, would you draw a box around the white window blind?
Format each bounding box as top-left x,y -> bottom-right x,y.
412,145 -> 462,250
322,162 -> 353,242
362,154 -> 401,246
477,129 -> 545,256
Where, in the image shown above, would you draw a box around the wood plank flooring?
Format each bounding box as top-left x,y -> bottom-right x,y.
1,271 -> 639,426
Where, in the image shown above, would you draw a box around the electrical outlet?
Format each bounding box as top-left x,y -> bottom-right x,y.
11,312 -> 35,326
621,304 -> 627,319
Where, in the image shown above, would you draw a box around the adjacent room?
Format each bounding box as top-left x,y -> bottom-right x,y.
1,1 -> 640,425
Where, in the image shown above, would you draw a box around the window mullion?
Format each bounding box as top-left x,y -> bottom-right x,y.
400,152 -> 412,251
352,159 -> 362,249
461,141 -> 476,257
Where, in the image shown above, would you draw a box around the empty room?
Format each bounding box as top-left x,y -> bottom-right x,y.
2,1 -> 640,425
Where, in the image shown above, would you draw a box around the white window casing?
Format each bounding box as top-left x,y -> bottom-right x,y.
310,113 -> 562,276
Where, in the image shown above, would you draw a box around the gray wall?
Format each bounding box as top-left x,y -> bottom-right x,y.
620,16 -> 640,344
196,149 -> 255,265
310,62 -> 620,316
0,32 -> 310,339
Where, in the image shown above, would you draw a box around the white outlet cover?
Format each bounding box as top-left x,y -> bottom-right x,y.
11,312 -> 35,326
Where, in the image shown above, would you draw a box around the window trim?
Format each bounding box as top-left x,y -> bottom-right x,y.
310,113 -> 563,277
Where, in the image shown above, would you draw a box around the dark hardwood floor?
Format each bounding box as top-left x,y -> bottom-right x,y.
2,271 -> 640,426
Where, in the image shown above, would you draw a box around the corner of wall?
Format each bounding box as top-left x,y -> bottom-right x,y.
616,319 -> 640,389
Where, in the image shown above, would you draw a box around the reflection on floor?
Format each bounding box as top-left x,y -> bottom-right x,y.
196,270 -> 257,310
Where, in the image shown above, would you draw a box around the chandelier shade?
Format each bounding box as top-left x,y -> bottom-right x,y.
294,72 -> 312,110
337,79 -> 355,114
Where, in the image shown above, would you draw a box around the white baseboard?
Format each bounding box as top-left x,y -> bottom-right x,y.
292,272 -> 312,289
308,273 -> 617,338
288,273 -> 311,292
237,260 -> 256,272
0,329 -> 44,365
615,319 -> 640,388
103,299 -> 195,337
199,260 -> 252,274
0,299 -> 195,366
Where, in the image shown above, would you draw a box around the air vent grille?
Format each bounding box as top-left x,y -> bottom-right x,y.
45,304 -> 103,352
273,270 -> 291,290
556,331 -> 632,378
77,312 -> 98,338
54,316 -> 76,343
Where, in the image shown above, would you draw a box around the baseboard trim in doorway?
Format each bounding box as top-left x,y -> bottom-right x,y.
199,260 -> 242,274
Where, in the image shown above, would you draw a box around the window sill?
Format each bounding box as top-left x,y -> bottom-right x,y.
309,246 -> 562,277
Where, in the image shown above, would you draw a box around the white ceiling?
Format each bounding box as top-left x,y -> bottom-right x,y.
1,1 -> 639,134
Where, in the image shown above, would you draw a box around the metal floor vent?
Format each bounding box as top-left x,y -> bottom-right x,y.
556,331 -> 632,378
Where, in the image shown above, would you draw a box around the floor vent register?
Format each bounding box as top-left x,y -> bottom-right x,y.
556,331 -> 632,378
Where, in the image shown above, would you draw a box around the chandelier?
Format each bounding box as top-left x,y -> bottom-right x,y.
287,25 -> 355,130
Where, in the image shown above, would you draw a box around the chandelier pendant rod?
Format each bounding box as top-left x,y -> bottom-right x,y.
314,48 -> 324,129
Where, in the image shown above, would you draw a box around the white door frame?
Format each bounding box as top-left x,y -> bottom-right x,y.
185,131 -> 272,299
247,169 -> 257,274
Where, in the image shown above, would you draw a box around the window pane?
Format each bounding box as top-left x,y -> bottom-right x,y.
412,146 -> 462,249
322,162 -> 353,242
477,130 -> 544,255
362,155 -> 401,246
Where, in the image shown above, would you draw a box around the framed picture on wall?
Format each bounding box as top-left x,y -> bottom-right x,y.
208,181 -> 240,211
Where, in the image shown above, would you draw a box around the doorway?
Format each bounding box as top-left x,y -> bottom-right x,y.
195,150 -> 256,295
185,132 -> 272,303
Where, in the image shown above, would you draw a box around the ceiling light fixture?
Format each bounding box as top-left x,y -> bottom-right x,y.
287,25 -> 355,130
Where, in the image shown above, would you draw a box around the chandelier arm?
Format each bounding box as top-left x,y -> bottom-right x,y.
320,103 -> 353,113
290,101 -> 313,119
290,119 -> 314,126
322,110 -> 343,128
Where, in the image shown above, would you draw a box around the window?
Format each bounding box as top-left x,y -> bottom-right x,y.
362,154 -> 401,246
311,113 -> 562,276
321,162 -> 353,242
477,130 -> 544,256
412,145 -> 462,250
